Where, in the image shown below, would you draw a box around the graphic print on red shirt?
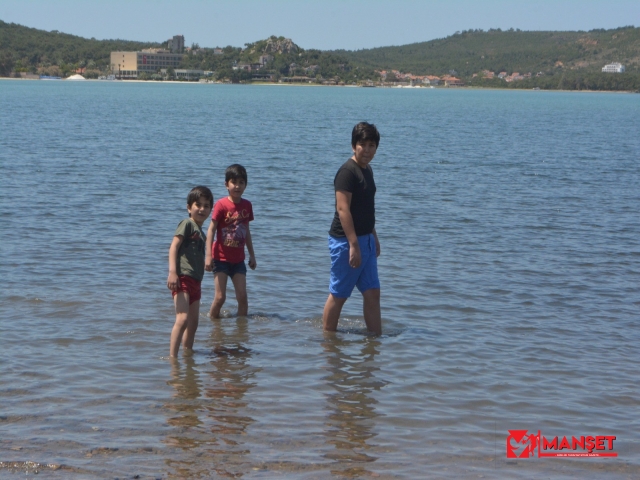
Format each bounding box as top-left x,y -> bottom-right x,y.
211,197 -> 254,264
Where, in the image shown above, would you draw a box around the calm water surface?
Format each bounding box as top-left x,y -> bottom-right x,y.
1,80 -> 639,479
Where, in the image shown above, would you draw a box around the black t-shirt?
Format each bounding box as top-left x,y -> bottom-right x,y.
329,158 -> 376,237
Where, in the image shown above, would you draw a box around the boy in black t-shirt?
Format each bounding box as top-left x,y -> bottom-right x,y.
323,122 -> 382,335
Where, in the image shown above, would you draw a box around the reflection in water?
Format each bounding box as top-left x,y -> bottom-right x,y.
166,356 -> 203,431
165,356 -> 208,477
322,334 -> 387,478
165,318 -> 258,478
204,317 -> 257,478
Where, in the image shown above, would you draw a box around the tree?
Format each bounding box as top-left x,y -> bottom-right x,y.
0,52 -> 14,76
230,69 -> 251,83
215,67 -> 233,81
60,62 -> 73,77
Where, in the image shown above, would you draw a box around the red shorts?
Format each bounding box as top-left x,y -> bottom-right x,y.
172,275 -> 201,304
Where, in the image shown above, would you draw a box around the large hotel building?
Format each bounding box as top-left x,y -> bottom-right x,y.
110,35 -> 185,78
110,49 -> 184,78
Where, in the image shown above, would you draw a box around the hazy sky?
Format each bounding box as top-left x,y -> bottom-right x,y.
1,0 -> 638,50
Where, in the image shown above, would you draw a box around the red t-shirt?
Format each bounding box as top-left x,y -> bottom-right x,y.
211,197 -> 254,263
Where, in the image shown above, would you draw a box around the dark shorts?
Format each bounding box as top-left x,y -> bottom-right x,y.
213,260 -> 247,277
172,275 -> 201,304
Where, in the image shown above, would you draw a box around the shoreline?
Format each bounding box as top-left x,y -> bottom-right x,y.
1,76 -> 636,93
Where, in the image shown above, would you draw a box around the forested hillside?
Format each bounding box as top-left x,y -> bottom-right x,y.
0,20 -> 161,76
1,19 -> 639,90
177,36 -> 375,83
335,26 -> 640,76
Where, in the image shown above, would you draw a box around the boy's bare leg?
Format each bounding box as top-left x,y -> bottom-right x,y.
323,293 -> 348,332
170,292 -> 190,357
182,300 -> 200,351
209,272 -> 228,318
231,273 -> 248,317
362,288 -> 381,335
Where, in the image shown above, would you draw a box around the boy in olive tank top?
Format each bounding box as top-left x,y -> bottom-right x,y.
167,186 -> 213,357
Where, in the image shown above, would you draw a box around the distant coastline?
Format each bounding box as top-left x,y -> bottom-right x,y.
3,76 -> 637,94
2,20 -> 639,92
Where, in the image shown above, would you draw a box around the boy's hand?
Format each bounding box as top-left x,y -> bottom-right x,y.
375,237 -> 381,257
349,244 -> 361,268
167,271 -> 179,291
248,256 -> 257,270
205,255 -> 213,272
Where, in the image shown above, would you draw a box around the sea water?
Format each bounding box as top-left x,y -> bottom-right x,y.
0,80 -> 639,479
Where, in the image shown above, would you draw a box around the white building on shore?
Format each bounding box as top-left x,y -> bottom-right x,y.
602,63 -> 625,73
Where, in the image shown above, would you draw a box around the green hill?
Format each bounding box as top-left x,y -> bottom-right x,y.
334,26 -> 640,91
1,20 -> 639,90
177,36 -> 372,83
0,19 -> 161,76
334,27 -> 640,76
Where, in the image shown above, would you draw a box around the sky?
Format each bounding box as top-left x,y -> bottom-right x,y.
1,0 -> 638,51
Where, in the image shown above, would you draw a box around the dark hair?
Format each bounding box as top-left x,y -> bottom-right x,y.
186,185 -> 214,210
351,122 -> 380,148
225,164 -> 248,185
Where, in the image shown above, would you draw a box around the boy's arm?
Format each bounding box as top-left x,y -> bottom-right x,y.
205,219 -> 217,271
372,228 -> 380,257
167,235 -> 184,291
245,223 -> 256,270
335,190 -> 361,268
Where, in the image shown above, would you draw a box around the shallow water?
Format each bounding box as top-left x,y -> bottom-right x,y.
1,80 -> 639,479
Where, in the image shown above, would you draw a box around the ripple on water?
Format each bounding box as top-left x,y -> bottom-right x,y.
1,83 -> 639,478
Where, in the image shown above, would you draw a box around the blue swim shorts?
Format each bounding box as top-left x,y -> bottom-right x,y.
328,233 -> 380,298
213,260 -> 247,277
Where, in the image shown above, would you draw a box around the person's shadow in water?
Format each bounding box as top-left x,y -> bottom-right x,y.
321,333 -> 388,478
164,355 -> 206,479
204,317 -> 259,477
167,356 -> 202,430
165,318 -> 259,478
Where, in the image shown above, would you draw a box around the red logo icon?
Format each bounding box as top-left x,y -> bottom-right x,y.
506,430 -> 538,458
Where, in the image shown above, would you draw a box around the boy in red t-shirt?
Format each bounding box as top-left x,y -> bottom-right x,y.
205,164 -> 257,318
